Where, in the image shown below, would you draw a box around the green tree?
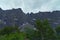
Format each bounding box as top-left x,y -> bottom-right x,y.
55,25 -> 60,40
0,26 -> 26,40
43,19 -> 57,40
0,32 -> 26,40
35,19 -> 45,40
0,26 -> 20,35
35,19 -> 57,40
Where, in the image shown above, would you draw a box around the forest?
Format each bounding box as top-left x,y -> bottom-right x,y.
0,19 -> 60,40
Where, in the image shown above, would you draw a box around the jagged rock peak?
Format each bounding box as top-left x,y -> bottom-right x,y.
0,8 -> 2,10
12,8 -> 23,11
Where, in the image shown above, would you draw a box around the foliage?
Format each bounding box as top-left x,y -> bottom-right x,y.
0,26 -> 19,35
0,32 -> 26,40
34,19 -> 57,40
55,25 -> 60,40
0,26 -> 26,40
0,19 -> 60,40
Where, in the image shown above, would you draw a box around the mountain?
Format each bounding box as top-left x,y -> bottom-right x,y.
0,8 -> 60,28
0,8 -> 26,28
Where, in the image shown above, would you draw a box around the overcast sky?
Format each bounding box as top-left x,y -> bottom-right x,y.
0,0 -> 60,13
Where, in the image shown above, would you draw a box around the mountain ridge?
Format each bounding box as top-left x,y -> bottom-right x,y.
0,8 -> 60,27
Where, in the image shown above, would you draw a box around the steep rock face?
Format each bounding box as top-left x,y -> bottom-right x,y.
0,8 -> 60,27
26,11 -> 60,27
0,8 -> 26,27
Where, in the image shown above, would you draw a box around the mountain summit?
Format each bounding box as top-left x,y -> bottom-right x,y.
0,8 -> 60,28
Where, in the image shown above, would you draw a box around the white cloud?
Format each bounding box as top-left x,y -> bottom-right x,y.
0,0 -> 60,13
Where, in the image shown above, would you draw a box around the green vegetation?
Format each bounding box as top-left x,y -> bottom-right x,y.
0,19 -> 60,40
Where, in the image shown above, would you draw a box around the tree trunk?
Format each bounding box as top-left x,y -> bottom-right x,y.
41,32 -> 44,40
